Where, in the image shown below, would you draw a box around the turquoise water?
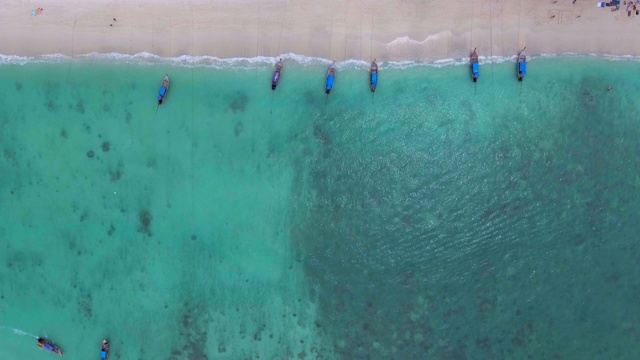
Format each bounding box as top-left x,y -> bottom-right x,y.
0,57 -> 639,359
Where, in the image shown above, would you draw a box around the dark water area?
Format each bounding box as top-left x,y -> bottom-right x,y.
291,58 -> 640,359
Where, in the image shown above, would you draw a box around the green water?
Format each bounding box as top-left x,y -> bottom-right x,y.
0,57 -> 639,359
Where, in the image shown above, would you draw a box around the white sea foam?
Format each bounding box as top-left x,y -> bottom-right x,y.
0,326 -> 38,339
0,52 -> 639,68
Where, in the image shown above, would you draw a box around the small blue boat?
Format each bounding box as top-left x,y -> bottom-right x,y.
370,59 -> 378,92
325,61 -> 336,94
470,48 -> 479,83
517,47 -> 527,81
100,339 -> 109,359
271,59 -> 283,90
157,75 -> 170,104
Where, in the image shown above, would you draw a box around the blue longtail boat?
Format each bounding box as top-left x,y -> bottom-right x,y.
517,47 -> 527,81
325,61 -> 336,94
370,59 -> 378,92
157,75 -> 170,105
470,48 -> 479,82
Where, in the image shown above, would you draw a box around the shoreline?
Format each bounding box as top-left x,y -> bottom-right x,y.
1,1 -> 639,62
1,52 -> 639,69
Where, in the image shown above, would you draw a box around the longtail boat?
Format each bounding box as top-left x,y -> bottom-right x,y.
370,59 -> 378,92
325,61 -> 336,94
37,337 -> 63,357
470,48 -> 479,82
517,47 -> 527,81
100,339 -> 109,359
271,59 -> 283,90
157,75 -> 170,104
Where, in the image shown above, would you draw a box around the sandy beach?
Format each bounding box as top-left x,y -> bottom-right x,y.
0,0 -> 639,61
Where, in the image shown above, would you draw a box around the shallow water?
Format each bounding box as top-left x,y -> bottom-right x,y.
0,57 -> 639,359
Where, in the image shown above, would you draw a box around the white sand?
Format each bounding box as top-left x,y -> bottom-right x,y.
0,0 -> 639,61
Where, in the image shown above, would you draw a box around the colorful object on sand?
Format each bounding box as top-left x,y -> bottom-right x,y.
31,8 -> 44,16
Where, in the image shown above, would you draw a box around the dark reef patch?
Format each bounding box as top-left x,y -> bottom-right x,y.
87,150 -> 95,158
60,128 -> 67,139
303,90 -> 316,105
15,82 -> 22,91
253,324 -> 266,341
78,293 -> 93,318
101,141 -> 110,152
234,122 -> 243,136
170,303 -> 210,360
3,149 -> 16,161
107,224 -> 115,236
110,169 -> 122,182
313,124 -> 331,144
229,92 -> 248,113
478,297 -> 496,315
76,100 -> 85,114
46,100 -> 58,111
138,210 -> 153,237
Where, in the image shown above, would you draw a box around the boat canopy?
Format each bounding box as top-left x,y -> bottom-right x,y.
519,62 -> 527,76
326,75 -> 335,90
371,73 -> 378,87
472,63 -> 479,77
